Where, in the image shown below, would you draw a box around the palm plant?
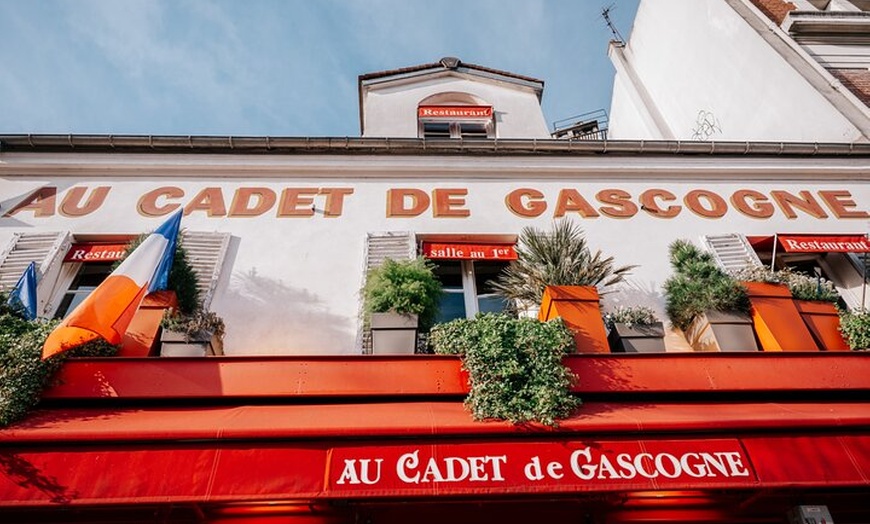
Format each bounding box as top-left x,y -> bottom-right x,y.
491,220 -> 635,305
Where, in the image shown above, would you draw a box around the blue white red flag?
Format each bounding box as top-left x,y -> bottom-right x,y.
42,211 -> 182,359
7,261 -> 38,321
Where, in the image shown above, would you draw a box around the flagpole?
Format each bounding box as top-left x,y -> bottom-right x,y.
770,233 -> 778,271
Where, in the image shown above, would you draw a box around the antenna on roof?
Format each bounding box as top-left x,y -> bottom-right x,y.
600,4 -> 625,43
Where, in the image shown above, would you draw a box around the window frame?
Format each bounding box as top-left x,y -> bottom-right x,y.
417,234 -> 517,322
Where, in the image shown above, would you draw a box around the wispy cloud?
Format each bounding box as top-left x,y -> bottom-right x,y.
0,0 -> 639,136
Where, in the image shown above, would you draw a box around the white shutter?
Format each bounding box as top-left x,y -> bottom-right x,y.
0,231 -> 72,316
363,231 -> 416,270
701,233 -> 763,273
358,231 -> 416,353
180,231 -> 231,310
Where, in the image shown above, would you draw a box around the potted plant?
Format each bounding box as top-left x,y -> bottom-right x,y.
838,308 -> 870,351
784,270 -> 849,351
604,305 -> 666,353
664,240 -> 757,352
362,257 -> 442,355
491,220 -> 634,353
115,231 -> 205,356
730,266 -> 818,351
160,308 -> 226,356
429,313 -> 577,426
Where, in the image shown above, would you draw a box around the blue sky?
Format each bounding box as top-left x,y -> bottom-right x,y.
0,0 -> 639,137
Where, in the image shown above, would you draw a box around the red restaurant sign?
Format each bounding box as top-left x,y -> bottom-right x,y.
418,105 -> 493,119
64,243 -> 128,262
779,235 -> 870,253
326,439 -> 755,495
422,242 -> 517,261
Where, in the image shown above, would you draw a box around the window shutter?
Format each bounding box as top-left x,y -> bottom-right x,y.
0,231 -> 72,316
180,231 -> 231,310
358,231 -> 416,353
701,233 -> 763,273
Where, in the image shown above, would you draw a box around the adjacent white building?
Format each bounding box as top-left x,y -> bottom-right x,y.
608,0 -> 870,142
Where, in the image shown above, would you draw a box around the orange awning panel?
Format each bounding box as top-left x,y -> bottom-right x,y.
4,401 -> 870,444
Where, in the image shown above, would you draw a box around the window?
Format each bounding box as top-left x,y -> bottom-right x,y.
431,259 -> 510,323
417,95 -> 495,139
421,120 -> 492,139
53,261 -> 114,318
420,240 -> 517,322
0,230 -> 231,319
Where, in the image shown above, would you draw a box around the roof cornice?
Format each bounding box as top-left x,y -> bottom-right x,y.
2,135 -> 869,157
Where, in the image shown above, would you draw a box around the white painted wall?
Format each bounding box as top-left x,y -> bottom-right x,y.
609,0 -> 866,142
362,73 -> 550,139
1,152 -> 867,355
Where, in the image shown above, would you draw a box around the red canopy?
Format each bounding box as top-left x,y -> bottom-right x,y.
1,401 -> 869,505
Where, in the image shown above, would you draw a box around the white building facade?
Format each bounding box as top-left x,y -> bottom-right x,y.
608,0 -> 870,142
0,57 -> 868,355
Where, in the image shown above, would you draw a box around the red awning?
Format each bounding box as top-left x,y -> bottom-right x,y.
417,105 -> 493,119
1,401 -> 869,505
748,234 -> 870,254
63,243 -> 128,262
5,401 -> 870,444
0,426 -> 868,505
422,242 -> 517,261
778,234 -> 870,253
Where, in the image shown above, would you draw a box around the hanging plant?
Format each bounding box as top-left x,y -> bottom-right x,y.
0,296 -> 117,427
839,308 -> 870,350
430,314 -> 578,426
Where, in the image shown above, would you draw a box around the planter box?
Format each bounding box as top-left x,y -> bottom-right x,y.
119,290 -> 178,357
370,312 -> 418,355
794,300 -> 850,351
743,282 -> 818,351
607,322 -> 666,353
685,310 -> 759,352
538,285 -> 609,353
160,329 -> 221,357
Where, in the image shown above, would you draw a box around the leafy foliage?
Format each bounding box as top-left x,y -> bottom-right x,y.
161,308 -> 226,342
363,257 -> 443,330
491,220 -> 634,306
604,305 -> 660,330
115,233 -> 200,314
430,314 -> 577,426
663,240 -> 750,332
731,266 -> 840,303
839,308 -> 870,350
0,297 -> 117,427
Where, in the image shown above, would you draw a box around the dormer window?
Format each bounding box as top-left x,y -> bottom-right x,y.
418,105 -> 495,139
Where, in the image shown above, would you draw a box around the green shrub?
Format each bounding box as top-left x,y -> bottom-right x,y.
0,308 -> 117,427
363,257 -> 443,330
839,309 -> 870,350
430,314 -> 577,426
664,240 -> 750,332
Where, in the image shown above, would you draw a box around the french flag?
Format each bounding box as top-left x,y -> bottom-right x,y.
42,211 -> 182,359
